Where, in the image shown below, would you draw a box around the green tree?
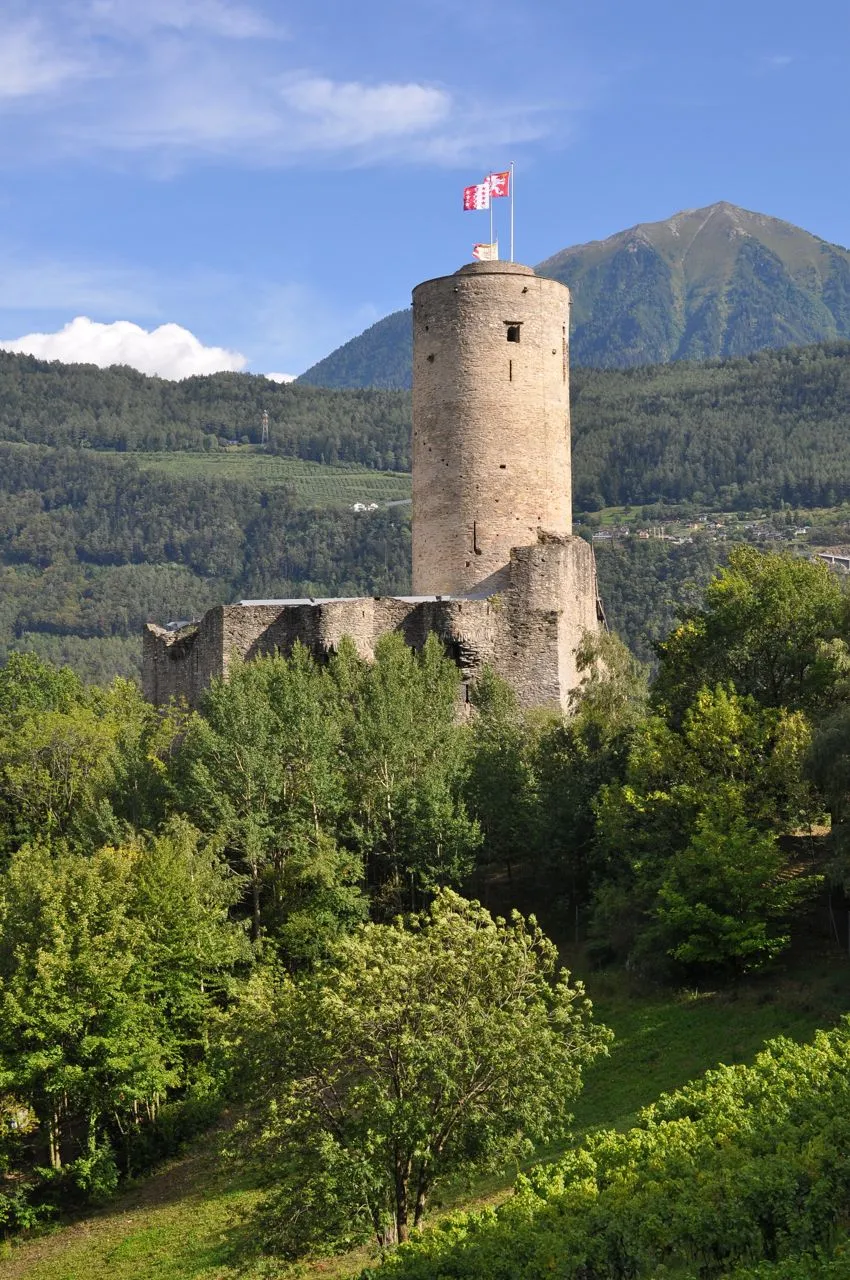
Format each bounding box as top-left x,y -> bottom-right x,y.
532,632 -> 649,928
0,826 -> 244,1175
654,547 -> 850,722
0,665 -> 179,863
126,819 -> 249,1083
465,668 -> 537,883
592,684 -> 820,975
650,804 -> 817,974
0,652 -> 83,722
235,890 -> 609,1257
175,645 -> 364,955
335,634 -> 481,913
805,707 -> 850,887
0,842 -> 172,1171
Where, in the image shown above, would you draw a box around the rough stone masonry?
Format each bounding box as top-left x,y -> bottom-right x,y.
143,261 -> 603,711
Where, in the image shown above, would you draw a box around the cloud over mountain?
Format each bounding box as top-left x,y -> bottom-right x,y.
0,317 -> 247,379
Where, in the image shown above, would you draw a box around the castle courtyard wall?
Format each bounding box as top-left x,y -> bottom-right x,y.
143,532 -> 601,713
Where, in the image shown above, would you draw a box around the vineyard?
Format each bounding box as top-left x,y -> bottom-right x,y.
101,448 -> 412,507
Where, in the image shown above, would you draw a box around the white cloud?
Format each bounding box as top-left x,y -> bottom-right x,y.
265,371 -> 295,383
68,62 -> 458,163
0,5 -> 571,169
759,54 -> 794,72
0,317 -> 247,379
0,257 -> 159,317
0,22 -> 83,100
276,75 -> 451,148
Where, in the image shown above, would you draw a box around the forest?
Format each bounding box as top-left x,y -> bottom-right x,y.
4,547 -> 850,1279
5,340 -> 850,506
6,339 -> 850,682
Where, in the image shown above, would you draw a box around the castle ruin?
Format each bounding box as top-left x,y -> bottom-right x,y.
143,261 -> 602,710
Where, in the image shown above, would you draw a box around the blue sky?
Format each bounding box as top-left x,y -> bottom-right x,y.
1,0 -> 848,377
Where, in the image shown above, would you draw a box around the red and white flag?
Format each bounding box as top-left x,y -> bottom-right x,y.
488,170 -> 510,199
473,241 -> 499,261
463,181 -> 490,211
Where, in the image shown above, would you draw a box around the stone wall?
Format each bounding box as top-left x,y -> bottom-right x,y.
142,532 -> 602,713
144,595 -> 494,709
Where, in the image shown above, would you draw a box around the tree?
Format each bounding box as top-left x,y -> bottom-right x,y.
336,633 -> 481,913
591,684 -> 820,975
0,842 -> 171,1171
649,804 -> 817,975
528,633 -> 649,933
465,668 -> 537,883
805,707 -> 850,888
174,645 -> 365,955
654,547 -> 850,722
235,890 -> 609,1258
0,666 -> 180,865
0,826 -> 245,1175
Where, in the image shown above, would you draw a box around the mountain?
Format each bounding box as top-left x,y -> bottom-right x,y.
297,203 -> 850,387
299,309 -> 412,389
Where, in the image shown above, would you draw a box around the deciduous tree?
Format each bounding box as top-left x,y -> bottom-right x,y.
235,890 -> 609,1258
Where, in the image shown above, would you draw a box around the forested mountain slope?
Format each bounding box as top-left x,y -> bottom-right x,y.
298,202 -> 850,387
297,308 -> 412,390
6,340 -> 850,509
0,352 -> 409,467
3,339 -> 850,681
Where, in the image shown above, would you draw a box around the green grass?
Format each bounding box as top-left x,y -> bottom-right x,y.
572,952 -> 850,1136
94,448 -> 412,509
7,949 -> 849,1279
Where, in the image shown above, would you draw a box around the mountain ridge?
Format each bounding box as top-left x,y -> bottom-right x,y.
298,202 -> 850,387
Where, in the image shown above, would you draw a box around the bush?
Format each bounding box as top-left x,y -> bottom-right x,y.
366,1021 -> 850,1279
0,1185 -> 56,1238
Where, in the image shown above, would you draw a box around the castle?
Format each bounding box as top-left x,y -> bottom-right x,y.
142,261 -> 603,710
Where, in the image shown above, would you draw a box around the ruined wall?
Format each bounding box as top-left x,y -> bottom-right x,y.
499,533 -> 601,708
142,533 -> 601,713
412,261 -> 572,597
143,595 -> 499,709
143,607 -> 225,709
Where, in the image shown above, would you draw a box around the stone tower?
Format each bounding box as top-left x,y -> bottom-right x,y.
412,260 -> 572,597
143,259 -> 602,714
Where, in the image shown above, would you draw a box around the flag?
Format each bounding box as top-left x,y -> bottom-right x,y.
473,241 -> 499,261
463,181 -> 490,211
488,170 -> 510,199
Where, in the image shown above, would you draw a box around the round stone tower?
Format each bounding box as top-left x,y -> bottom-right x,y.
412,260 -> 572,597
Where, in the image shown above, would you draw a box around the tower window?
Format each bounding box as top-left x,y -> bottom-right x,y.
505,323 -> 522,343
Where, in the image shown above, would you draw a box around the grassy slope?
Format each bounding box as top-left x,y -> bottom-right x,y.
8,944 -> 849,1280
95,448 -> 412,508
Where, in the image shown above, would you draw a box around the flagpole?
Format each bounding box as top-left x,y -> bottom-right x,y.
489,173 -> 494,255
510,162 -> 515,262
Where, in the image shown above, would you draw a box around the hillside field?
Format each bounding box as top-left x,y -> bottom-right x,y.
7,936 -> 849,1280
96,447 -> 412,508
